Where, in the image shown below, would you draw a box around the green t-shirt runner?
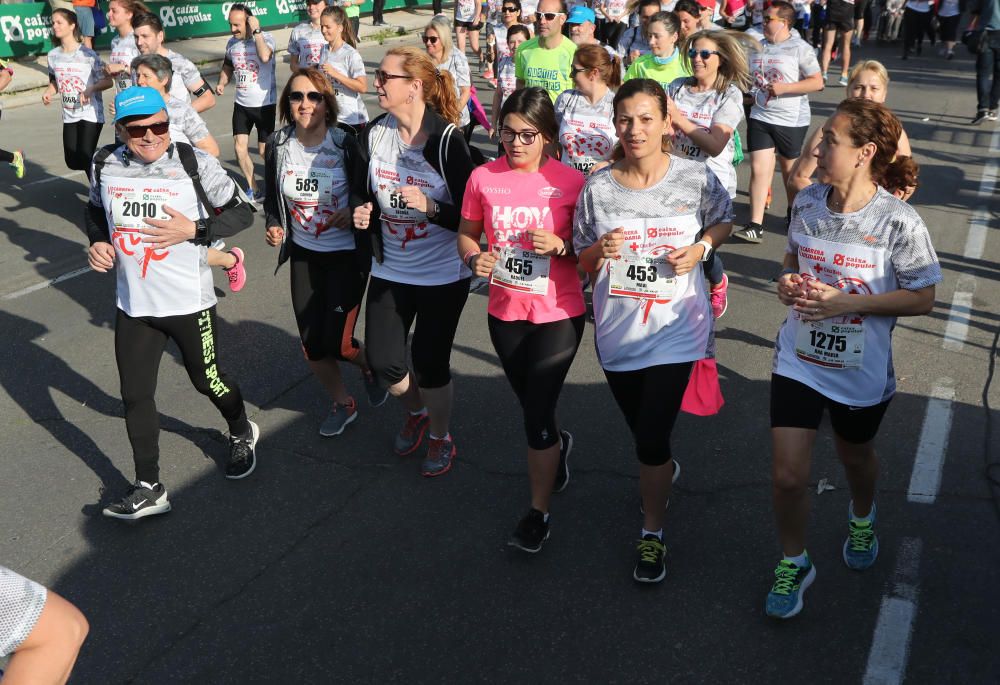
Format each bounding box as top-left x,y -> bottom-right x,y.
515,35 -> 577,102
623,50 -> 690,91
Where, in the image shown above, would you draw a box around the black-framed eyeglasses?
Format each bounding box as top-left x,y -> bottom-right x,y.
500,128 -> 540,145
374,69 -> 412,84
421,34 -> 439,44
288,90 -> 325,103
124,121 -> 170,138
535,11 -> 564,21
501,6 -> 519,12
688,48 -> 720,60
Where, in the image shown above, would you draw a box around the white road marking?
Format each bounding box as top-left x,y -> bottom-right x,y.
964,206 -> 990,260
907,379 -> 956,504
19,169 -> 85,188
1,266 -> 92,301
863,538 -> 922,685
942,274 -> 976,352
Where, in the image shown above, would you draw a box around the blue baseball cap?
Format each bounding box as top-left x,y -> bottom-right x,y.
566,6 -> 596,24
114,86 -> 166,122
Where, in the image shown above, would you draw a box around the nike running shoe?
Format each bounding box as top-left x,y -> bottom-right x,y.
103,481 -> 171,520
552,429 -> 573,493
710,273 -> 729,319
363,370 -> 389,408
633,535 -> 667,583
10,150 -> 24,179
421,435 -> 456,477
639,459 -> 681,514
319,398 -> 358,437
224,248 -> 247,292
226,420 -> 259,479
732,222 -> 764,244
394,412 -> 429,456
507,508 -> 550,553
843,502 -> 879,570
765,558 -> 816,618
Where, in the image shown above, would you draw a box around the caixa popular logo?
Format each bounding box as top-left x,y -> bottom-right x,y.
159,5 -> 177,26
1,16 -> 24,42
2,14 -> 53,42
223,1 -> 268,16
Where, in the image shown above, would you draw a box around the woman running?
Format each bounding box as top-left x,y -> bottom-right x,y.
288,0 -> 328,71
573,79 -> 733,583
353,48 -> 476,477
423,16 -> 473,136
318,6 -> 369,135
42,8 -> 112,180
458,87 -> 586,553
264,69 -> 385,437
623,12 -> 689,89
0,58 -> 24,178
667,29 -> 754,318
555,44 -> 622,174
104,0 -> 148,94
490,24 -> 530,153
765,99 -> 941,619
787,60 -> 912,204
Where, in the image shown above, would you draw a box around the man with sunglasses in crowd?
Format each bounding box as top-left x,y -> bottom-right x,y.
85,87 -> 259,521
516,0 -> 578,101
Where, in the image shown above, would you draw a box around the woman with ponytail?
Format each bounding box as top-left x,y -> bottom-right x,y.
554,43 -> 621,175
319,5 -> 369,133
353,47 -> 475,478
105,0 -> 149,93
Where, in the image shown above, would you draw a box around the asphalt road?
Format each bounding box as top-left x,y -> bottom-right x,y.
0,34 -> 998,684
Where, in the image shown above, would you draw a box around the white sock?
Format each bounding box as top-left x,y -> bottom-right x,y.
784,551 -> 809,567
409,408 -> 427,417
138,480 -> 158,490
851,501 -> 875,523
640,528 -> 663,541
429,432 -> 451,441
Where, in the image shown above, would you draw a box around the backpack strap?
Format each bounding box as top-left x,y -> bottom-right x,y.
438,123 -> 456,177
91,143 -> 120,194
173,141 -> 217,217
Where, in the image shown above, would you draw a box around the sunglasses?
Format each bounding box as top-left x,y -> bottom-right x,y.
421,34 -> 439,44
688,48 -> 720,60
535,11 -> 564,20
374,69 -> 412,84
764,14 -> 785,22
288,90 -> 324,103
124,121 -> 169,138
570,65 -> 589,77
500,128 -> 540,145
501,6 -> 519,11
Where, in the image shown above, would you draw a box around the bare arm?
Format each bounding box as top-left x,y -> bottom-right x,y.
194,133 -> 221,157
190,81 -> 217,113
787,125 -> 822,203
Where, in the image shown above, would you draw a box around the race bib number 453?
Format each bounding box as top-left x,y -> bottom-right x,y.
609,253 -> 674,299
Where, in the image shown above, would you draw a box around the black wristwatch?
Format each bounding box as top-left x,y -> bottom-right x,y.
193,219 -> 209,244
252,28 -> 262,35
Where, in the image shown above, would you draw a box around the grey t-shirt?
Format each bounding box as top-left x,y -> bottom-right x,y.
162,49 -> 205,105
439,49 -> 472,127
166,96 -> 210,146
667,79 -> 744,198
0,565 -> 47,658
554,88 -> 617,174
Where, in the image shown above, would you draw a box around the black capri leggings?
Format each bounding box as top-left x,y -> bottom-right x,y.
604,362 -> 694,466
901,7 -> 933,53
488,314 -> 585,450
289,241 -> 366,363
0,110 -> 14,164
63,120 -> 103,177
364,276 -> 471,390
115,306 -> 250,484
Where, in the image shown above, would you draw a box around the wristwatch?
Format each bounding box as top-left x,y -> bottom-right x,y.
696,240 -> 713,261
252,28 -> 262,35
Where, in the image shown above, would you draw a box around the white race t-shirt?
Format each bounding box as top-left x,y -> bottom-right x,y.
109,33 -> 140,92
439,50 -> 472,127
319,43 -> 369,126
47,45 -> 105,124
456,0 -> 480,21
497,55 -> 517,108
287,22 -> 326,68
225,35 -> 277,108
367,117 -> 470,285
281,131 -> 355,253
749,33 -> 821,127
554,88 -> 617,175
667,79 -> 744,198
773,184 -> 942,406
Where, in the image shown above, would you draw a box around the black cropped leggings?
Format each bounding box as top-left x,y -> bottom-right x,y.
63,120 -> 103,178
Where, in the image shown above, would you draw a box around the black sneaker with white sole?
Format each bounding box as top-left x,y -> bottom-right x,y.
226,420 -> 259,479
732,222 -> 764,244
552,429 -> 573,493
971,110 -> 990,125
633,534 -> 667,583
507,508 -> 550,553
103,481 -> 171,520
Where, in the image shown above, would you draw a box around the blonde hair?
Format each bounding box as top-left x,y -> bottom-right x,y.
848,60 -> 890,89
426,15 -> 455,64
386,47 -> 462,125
680,29 -> 759,93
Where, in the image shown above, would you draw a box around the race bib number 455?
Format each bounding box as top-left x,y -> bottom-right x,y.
491,246 -> 550,295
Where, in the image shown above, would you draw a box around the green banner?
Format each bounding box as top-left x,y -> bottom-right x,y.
1,0 -> 427,59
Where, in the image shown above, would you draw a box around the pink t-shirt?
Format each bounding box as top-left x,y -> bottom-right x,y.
462,157 -> 586,323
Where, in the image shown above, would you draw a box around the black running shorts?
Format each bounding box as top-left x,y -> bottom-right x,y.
232,102 -> 277,141
770,373 -> 891,444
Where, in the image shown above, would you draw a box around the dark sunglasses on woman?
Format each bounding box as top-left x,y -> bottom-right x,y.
422,35 -> 439,44
288,91 -> 325,103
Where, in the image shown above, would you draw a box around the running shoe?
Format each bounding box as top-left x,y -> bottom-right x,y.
224,248 -> 247,292
10,150 -> 24,179
507,508 -> 550,553
319,398 -> 358,437
838,74 -> 849,86
226,420 -> 259,479
971,110 -> 990,126
102,481 -> 171,520
821,71 -> 828,84
765,558 -> 816,619
633,535 -> 667,583
843,502 -> 879,570
363,370 -> 389,408
639,459 -> 681,514
552,429 -> 573,493
394,412 -> 429,456
710,273 -> 729,319
421,435 -> 456,477
731,222 -> 764,244
989,110 -> 999,122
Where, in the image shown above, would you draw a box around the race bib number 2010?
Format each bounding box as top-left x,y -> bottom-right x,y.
111,190 -> 170,230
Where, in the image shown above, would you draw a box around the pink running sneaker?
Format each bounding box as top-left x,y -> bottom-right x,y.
710,273 -> 729,319
225,248 -> 247,292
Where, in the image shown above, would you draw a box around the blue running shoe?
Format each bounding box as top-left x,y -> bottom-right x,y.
765,558 -> 816,619
843,502 -> 879,570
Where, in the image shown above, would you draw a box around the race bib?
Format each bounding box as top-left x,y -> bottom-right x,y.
560,112 -> 615,173
236,68 -> 256,88
110,189 -> 171,230
795,319 -> 865,369
115,73 -> 132,91
282,165 -> 337,206
371,159 -> 438,225
62,91 -> 82,110
54,62 -> 91,113
609,252 -> 675,299
674,133 -> 705,160
491,245 -> 551,295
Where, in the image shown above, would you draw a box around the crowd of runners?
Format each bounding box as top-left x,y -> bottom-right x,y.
3,0 -> 979,675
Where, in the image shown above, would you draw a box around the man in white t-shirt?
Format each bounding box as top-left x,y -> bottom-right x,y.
215,4 -> 276,202
131,12 -> 215,113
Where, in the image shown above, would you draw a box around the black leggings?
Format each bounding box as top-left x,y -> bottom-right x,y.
488,315 -> 585,450
115,307 -> 249,483
289,241 -> 366,363
901,8 -> 932,53
0,110 -> 13,164
604,362 -> 694,466
63,120 -> 103,177
364,276 -> 471,390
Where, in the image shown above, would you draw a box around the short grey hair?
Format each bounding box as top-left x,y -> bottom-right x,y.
130,53 -> 173,92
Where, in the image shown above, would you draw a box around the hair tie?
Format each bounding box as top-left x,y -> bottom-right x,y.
436,71 -> 444,81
